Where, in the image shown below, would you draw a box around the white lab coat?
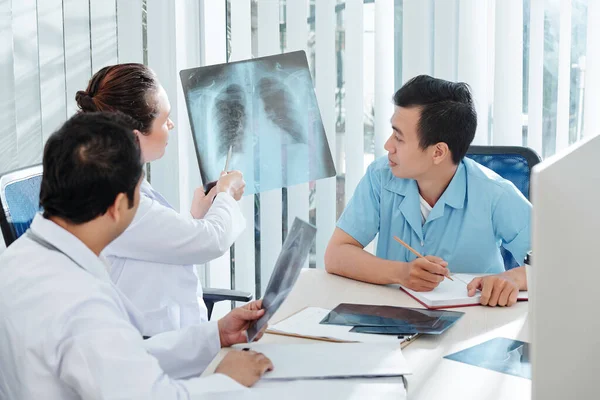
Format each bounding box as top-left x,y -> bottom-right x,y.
0,215 -> 246,399
103,180 -> 245,336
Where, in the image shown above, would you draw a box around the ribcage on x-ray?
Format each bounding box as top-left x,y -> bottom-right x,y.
257,77 -> 307,145
213,84 -> 247,157
213,78 -> 307,158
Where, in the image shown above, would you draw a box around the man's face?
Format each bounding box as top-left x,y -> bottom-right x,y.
383,106 -> 436,180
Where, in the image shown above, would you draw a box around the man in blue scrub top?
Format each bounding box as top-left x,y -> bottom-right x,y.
325,75 -> 530,307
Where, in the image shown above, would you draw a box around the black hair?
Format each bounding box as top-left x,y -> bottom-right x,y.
40,112 -> 143,224
393,75 -> 477,164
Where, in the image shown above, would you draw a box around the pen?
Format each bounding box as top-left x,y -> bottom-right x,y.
393,236 -> 453,281
204,146 -> 233,195
224,145 -> 233,172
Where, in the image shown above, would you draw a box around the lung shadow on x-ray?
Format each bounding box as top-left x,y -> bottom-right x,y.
212,84 -> 247,157
257,77 -> 307,145
213,77 -> 308,160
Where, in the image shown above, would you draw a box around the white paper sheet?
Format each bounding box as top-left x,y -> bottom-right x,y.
232,342 -> 411,380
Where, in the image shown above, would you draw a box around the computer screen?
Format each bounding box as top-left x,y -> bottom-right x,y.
531,133 -> 600,399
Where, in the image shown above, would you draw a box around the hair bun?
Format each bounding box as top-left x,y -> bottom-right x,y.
75,90 -> 98,112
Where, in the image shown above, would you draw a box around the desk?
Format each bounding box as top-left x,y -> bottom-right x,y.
205,269 -> 531,400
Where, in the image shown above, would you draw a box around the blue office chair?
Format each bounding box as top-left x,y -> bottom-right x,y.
0,164 -> 251,319
466,145 -> 541,270
0,165 -> 43,247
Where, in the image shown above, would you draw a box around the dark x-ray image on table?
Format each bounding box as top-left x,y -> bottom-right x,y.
320,303 -> 464,335
180,51 -> 336,195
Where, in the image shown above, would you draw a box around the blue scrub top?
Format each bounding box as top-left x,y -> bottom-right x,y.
337,156 -> 531,274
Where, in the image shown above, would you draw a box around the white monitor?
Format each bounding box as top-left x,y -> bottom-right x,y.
531,133 -> 600,400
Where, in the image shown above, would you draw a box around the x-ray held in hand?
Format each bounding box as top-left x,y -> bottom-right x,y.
180,51 -> 336,195
246,218 -> 316,342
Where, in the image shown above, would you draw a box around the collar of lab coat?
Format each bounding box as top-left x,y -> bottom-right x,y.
140,179 -> 172,208
29,214 -> 113,284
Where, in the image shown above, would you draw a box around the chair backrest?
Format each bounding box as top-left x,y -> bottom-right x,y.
466,146 -> 541,199
466,146 -> 541,269
0,165 -> 43,247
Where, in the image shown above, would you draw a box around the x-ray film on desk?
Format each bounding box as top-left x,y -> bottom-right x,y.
320,303 -> 464,335
180,51 -> 336,195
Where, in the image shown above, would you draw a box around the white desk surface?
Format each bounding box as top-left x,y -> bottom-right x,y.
204,269 -> 531,400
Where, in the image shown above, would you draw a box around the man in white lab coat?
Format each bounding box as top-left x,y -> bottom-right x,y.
0,112 -> 272,399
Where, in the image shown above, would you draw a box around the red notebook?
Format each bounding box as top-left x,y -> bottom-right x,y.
400,274 -> 529,309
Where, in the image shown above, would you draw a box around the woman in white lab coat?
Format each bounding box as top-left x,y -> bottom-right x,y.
76,63 -> 247,337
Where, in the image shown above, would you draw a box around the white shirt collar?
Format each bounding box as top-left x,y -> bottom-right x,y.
29,214 -> 112,283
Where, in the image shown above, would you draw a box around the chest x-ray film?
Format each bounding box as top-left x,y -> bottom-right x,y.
444,337 -> 531,379
180,51 -> 336,195
246,218 -> 316,342
320,303 -> 464,335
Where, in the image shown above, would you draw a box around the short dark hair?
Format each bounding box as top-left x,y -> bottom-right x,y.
40,112 -> 144,224
393,75 -> 477,164
75,63 -> 159,134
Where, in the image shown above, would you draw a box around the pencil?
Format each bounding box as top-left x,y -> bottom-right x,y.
393,236 -> 453,281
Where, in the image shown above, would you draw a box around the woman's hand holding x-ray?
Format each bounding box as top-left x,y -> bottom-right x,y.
217,170 -> 246,200
190,186 -> 218,219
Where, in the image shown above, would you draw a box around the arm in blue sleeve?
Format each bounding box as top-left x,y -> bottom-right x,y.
492,185 -> 532,266
336,161 -> 383,247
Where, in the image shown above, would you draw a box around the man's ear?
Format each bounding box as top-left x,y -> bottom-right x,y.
132,129 -> 142,143
105,193 -> 128,223
432,142 -> 450,165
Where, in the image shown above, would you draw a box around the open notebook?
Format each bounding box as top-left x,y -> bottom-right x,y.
400,274 -> 529,309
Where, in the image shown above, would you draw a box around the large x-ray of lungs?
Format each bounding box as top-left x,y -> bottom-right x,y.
180,51 -> 336,195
